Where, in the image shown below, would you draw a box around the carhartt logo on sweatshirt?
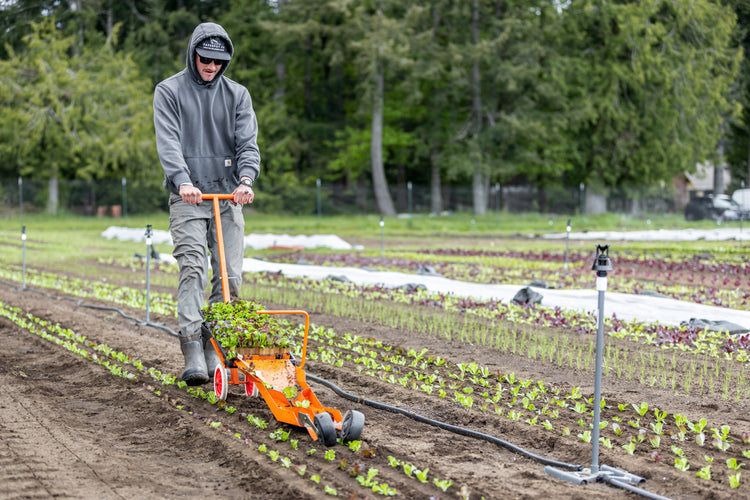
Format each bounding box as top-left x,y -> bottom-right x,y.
225,159 -> 232,167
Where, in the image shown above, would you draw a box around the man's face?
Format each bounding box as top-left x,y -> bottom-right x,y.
195,53 -> 224,82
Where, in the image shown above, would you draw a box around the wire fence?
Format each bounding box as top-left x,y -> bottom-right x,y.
0,176 -> 681,218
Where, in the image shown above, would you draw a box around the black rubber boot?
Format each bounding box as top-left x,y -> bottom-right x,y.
180,332 -> 209,386
201,324 -> 222,378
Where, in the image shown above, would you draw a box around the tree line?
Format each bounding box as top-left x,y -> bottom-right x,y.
1,0 -> 748,215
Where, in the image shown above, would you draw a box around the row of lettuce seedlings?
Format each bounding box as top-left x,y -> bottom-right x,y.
0,301 -> 468,498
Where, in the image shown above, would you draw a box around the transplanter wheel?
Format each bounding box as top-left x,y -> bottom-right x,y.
214,364 -> 228,401
244,380 -> 259,397
313,412 -> 337,447
340,410 -> 365,443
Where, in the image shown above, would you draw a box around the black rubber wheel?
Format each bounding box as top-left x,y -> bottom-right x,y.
313,412 -> 337,447
340,410 -> 365,443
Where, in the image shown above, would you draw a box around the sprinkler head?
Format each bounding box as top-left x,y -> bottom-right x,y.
592,244 -> 613,274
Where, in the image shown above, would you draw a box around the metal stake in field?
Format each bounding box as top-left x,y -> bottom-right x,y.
18,176 -> 23,227
21,225 -> 27,289
380,216 -> 384,257
545,245 -> 672,499
564,218 -> 571,273
144,224 -> 153,324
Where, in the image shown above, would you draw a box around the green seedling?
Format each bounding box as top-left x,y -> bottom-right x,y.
402,462 -> 415,477
696,465 -> 711,480
688,418 -> 708,434
433,478 -> 453,492
649,435 -> 661,449
729,472 -> 742,488
727,458 -> 745,471
633,402 -> 648,417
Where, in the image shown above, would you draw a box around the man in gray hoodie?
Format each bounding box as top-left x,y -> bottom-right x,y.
154,22 -> 260,386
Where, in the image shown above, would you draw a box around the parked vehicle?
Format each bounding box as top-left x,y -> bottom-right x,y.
731,188 -> 750,216
684,193 -> 744,221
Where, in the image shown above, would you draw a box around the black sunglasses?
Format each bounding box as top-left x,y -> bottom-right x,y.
198,55 -> 227,66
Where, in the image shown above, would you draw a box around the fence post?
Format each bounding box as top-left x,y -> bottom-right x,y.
316,178 -> 322,218
579,182 -> 585,215
122,177 -> 128,218
407,181 -> 413,215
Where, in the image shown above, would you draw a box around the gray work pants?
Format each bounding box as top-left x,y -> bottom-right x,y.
169,193 -> 245,337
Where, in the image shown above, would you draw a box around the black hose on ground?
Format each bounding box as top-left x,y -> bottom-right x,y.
306,372 -> 582,471
308,374 -> 676,499
606,477 -> 674,500
0,280 -> 178,337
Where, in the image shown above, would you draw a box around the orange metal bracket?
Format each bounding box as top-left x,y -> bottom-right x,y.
201,193 -> 235,304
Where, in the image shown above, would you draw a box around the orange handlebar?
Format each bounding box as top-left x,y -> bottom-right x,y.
201,193 -> 235,200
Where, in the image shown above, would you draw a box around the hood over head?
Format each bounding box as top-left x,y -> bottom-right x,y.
186,22 -> 234,86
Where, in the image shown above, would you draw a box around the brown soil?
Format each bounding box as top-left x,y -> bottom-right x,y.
1,272 -> 748,500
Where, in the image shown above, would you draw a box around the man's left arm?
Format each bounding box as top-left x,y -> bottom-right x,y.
234,88 -> 261,184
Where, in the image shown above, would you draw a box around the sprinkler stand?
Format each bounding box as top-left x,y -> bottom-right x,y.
136,224 -> 164,329
545,245 -> 658,494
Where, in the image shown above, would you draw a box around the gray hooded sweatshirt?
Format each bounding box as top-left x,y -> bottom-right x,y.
154,23 -> 260,196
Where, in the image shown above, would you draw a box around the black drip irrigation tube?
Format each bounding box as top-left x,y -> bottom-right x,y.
307,373 -> 675,500
0,279 -> 178,337
607,477 -> 674,500
306,373 -> 581,471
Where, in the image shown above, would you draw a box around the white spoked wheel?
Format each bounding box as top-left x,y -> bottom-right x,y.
244,379 -> 259,397
214,364 -> 228,401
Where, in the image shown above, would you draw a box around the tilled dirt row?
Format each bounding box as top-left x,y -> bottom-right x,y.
0,280 -> 742,499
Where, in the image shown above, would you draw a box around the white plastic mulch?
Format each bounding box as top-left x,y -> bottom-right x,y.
101,226 -> 750,330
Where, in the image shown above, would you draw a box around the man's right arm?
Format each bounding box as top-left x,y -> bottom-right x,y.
153,85 -> 193,191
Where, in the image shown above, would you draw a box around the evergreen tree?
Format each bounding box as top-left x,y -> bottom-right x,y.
559,0 -> 740,203
0,18 -> 157,213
